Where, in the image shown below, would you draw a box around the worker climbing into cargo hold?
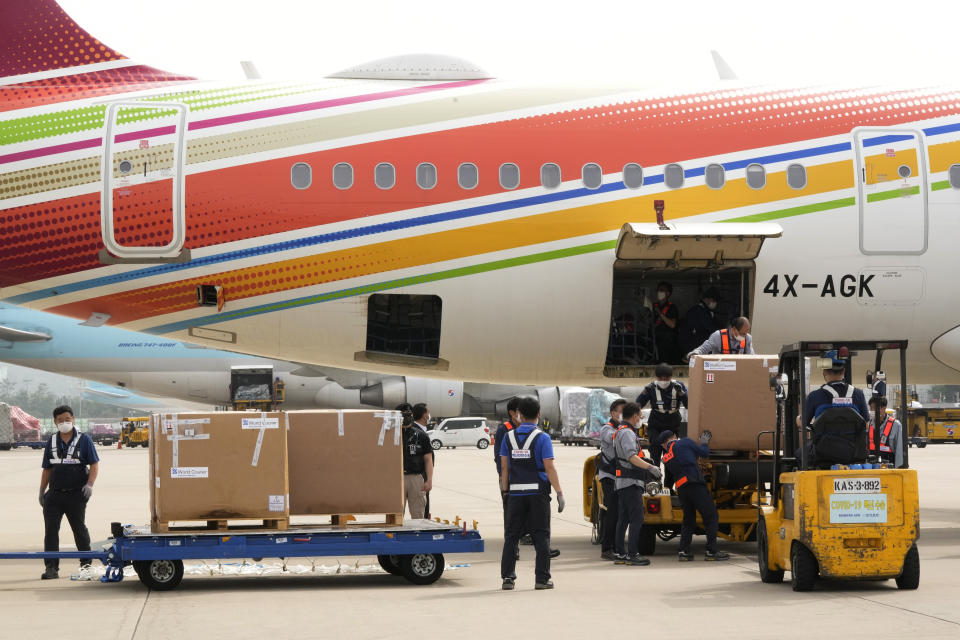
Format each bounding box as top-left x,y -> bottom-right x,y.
636,363 -> 688,467
500,396 -> 564,591
802,349 -> 870,426
613,402 -> 661,566
597,398 -> 626,561
687,316 -> 755,359
868,396 -> 904,468
659,430 -> 729,562
38,405 -> 99,580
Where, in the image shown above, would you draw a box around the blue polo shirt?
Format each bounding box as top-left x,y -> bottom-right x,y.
499,423 -> 554,495
41,429 -> 99,469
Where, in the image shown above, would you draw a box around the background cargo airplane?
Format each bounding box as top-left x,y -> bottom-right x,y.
1,0 -> 959,388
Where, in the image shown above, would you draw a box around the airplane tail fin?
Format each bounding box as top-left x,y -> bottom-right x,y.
0,0 -> 193,108
710,50 -> 738,81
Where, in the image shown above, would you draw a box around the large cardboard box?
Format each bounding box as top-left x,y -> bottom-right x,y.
687,355 -> 779,451
150,412 -> 288,527
286,410 -> 404,517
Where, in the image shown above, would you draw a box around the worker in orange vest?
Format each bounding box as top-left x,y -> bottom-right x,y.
867,396 -> 903,467
686,317 -> 754,360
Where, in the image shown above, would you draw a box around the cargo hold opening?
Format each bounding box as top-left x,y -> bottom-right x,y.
604,222 -> 782,379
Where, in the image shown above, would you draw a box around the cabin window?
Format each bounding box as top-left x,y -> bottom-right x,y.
746,163 -> 766,189
950,164 -> 960,189
458,163 -> 479,189
664,163 -> 684,189
416,163 -> 438,190
500,163 -> 520,190
541,163 -> 562,189
705,163 -> 725,189
582,163 -> 603,189
332,162 -> 354,190
375,162 -> 395,190
623,163 -> 644,189
786,163 -> 807,189
290,162 -> 312,190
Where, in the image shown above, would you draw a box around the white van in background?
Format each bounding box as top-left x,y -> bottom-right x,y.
426,417 -> 492,450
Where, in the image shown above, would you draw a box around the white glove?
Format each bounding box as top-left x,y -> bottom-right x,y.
699,430 -> 713,445
557,493 -> 566,513
647,466 -> 662,481
81,484 -> 93,500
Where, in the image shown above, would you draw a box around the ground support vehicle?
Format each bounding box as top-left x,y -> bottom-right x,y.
758,340 -> 920,592
0,520 -> 483,590
121,417 -> 150,447
907,407 -> 960,444
230,365 -> 284,411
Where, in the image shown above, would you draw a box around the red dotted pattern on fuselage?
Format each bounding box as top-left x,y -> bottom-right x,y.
0,65 -> 194,112
0,0 -> 125,77
3,85 -> 960,294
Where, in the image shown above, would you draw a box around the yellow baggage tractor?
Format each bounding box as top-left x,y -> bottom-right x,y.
757,340 -> 920,592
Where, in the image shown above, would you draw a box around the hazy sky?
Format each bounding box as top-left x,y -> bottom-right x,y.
58,0 -> 951,85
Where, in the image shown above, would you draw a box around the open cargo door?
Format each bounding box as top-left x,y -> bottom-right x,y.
606,223 -> 782,379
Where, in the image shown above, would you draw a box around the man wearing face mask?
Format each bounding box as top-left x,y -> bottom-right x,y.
652,281 -> 681,364
684,288 -> 721,355
637,363 -> 688,467
38,405 -> 99,580
687,316 -> 755,360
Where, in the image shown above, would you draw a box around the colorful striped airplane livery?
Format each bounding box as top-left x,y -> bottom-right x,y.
2,0 -> 959,385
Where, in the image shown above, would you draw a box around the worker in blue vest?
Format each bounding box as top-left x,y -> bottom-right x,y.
659,429 -> 728,561
500,396 -> 564,591
637,363 -> 688,467
597,398 -> 626,560
38,405 -> 99,580
802,349 -> 870,426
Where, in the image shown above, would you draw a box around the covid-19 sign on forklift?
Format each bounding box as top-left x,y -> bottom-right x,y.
757,341 -> 920,592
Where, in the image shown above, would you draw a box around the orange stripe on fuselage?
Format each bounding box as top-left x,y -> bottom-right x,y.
46,159 -> 855,324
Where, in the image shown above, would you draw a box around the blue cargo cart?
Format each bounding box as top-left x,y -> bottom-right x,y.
0,519 -> 484,590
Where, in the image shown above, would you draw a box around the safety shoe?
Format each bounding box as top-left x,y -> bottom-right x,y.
624,554 -> 651,566
40,568 -> 59,580
535,580 -> 555,590
600,550 -> 619,561
705,550 -> 730,561
678,550 -> 694,562
549,549 -> 560,559
613,553 -> 628,565
501,577 -> 515,590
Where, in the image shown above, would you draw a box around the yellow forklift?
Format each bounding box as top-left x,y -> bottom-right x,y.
757,340 -> 920,591
121,416 -> 150,447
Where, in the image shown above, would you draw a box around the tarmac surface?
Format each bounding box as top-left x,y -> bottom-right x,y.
1,442 -> 958,640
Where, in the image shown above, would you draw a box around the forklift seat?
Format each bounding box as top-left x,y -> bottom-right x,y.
809,407 -> 868,467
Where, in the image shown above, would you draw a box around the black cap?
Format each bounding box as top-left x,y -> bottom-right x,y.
702,287 -> 719,301
658,430 -> 676,445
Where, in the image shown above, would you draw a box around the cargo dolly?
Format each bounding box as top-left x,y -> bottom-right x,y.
0,519 -> 483,590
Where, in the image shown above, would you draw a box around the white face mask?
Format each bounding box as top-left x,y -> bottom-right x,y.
57,421 -> 74,434
657,291 -> 667,301
655,380 -> 671,389
706,301 -> 717,310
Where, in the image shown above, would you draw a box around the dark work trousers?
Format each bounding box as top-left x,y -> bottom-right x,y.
43,490 -> 91,570
501,494 -> 551,583
614,485 -> 645,556
678,482 -> 719,553
647,427 -> 664,467
600,477 -> 619,552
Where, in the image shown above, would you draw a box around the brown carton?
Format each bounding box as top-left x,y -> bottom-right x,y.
286,410 -> 404,517
151,412 -> 288,528
687,354 -> 779,451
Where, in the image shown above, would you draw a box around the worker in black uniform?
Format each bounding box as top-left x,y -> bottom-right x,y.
613,402 -> 662,566
411,403 -> 435,518
597,398 -> 626,560
660,429 -> 728,561
653,281 -> 681,364
500,397 -> 564,590
39,405 -> 99,580
398,403 -> 434,519
637,363 -> 688,467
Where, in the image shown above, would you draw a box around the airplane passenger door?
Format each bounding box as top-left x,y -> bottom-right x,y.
854,127 -> 928,255
100,102 -> 190,263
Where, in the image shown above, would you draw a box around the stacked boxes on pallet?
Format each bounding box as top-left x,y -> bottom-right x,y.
149,410 -> 404,532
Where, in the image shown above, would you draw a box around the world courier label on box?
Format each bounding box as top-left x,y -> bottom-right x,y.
687,354 -> 779,451
285,410 -> 404,517
151,412 -> 289,526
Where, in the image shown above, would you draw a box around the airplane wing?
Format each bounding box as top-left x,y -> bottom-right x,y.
0,325 -> 52,342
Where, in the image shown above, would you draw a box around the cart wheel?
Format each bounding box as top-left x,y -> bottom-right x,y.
400,553 -> 444,585
377,554 -> 403,576
638,525 -> 657,556
477,439 -> 489,450
757,518 -> 784,584
790,543 -> 818,592
134,559 -> 184,591
896,544 -> 920,590
918,441 -> 927,449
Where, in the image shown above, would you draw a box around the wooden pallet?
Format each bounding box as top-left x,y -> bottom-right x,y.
151,517 -> 289,533
326,513 -> 403,528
